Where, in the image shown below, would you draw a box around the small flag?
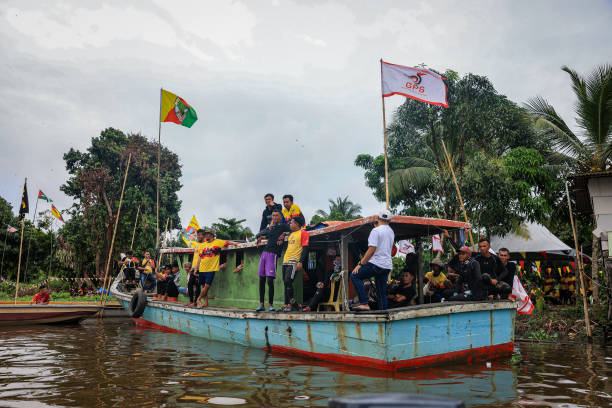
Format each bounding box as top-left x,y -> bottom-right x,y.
7,225 -> 18,233
181,215 -> 200,247
397,240 -> 415,255
38,190 -> 52,203
51,204 -> 64,222
19,180 -> 29,219
381,60 -> 449,107
432,234 -> 444,253
512,275 -> 534,315
160,89 -> 198,128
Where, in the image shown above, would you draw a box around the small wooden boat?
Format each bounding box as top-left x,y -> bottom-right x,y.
113,215 -> 517,370
0,301 -> 104,325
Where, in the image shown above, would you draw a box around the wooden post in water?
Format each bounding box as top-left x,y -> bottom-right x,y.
565,181 -> 592,341
100,153 -> 132,304
130,205 -> 140,251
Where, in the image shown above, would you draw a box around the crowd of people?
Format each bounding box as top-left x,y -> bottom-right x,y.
117,193 -> 516,312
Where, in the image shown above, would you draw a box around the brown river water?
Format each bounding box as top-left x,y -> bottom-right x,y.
0,318 -> 610,407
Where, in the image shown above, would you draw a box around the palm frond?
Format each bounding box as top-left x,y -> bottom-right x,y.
389,167 -> 434,195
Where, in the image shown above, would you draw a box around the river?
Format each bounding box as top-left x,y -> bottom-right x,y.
0,318 -> 610,407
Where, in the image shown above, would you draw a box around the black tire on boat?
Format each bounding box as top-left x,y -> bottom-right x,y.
129,290 -> 147,318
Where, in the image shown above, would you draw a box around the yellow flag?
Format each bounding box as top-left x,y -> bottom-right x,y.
535,260 -> 541,278
51,204 -> 64,222
182,215 -> 200,247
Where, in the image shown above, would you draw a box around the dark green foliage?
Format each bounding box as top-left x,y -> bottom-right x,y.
211,218 -> 253,241
311,196 -> 362,225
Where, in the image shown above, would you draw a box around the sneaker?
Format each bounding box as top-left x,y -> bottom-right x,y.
281,306 -> 291,312
268,306 -> 275,312
255,305 -> 264,312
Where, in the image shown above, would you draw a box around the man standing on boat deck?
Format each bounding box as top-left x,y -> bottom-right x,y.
194,228 -> 240,308
281,217 -> 309,312
188,229 -> 206,306
255,210 -> 291,311
260,193 -> 284,232
282,194 -> 305,226
351,210 -> 395,311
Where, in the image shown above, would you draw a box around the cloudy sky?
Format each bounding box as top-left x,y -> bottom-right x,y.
1,0 -> 611,233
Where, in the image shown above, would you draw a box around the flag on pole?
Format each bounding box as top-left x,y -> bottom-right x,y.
381,60 -> 449,107
160,89 -> 198,128
512,275 -> 534,315
432,234 -> 444,253
397,240 -> 415,255
38,190 -> 52,203
7,225 -> 18,233
181,215 -> 200,247
19,181 -> 29,219
50,204 -> 64,222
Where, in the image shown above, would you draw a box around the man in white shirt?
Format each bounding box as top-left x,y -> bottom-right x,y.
351,210 -> 395,310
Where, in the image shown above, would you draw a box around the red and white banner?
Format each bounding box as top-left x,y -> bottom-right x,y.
432,234 -> 444,253
511,275 -> 534,315
381,60 -> 448,107
6,225 -> 18,233
397,240 -> 415,255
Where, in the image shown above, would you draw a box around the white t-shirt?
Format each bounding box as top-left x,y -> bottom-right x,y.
367,224 -> 395,270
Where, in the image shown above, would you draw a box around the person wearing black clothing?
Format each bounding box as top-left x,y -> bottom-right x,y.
259,193 -> 284,232
185,262 -> 200,306
474,238 -> 505,298
447,246 -> 485,301
388,270 -> 417,308
303,254 -> 341,311
496,248 -> 515,299
164,262 -> 181,301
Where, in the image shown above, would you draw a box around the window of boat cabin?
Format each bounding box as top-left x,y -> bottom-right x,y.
235,250 -> 244,268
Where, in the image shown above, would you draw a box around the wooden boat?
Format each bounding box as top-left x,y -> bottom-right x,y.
112,215 -> 517,370
0,301 -> 104,325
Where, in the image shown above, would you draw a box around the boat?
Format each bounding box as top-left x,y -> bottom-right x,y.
0,301 -> 104,325
112,215 -> 517,370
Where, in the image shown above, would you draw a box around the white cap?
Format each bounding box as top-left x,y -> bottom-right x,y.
378,209 -> 393,221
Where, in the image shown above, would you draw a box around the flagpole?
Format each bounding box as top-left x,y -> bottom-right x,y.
441,139 -> 476,250
14,177 -> 27,304
380,59 -> 390,210
100,153 -> 132,304
1,227 -> 8,278
130,204 -> 141,251
48,217 -> 53,279
23,195 -> 40,282
157,87 -> 162,251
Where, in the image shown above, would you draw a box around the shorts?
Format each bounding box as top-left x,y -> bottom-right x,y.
156,280 -> 167,295
198,271 -> 216,286
258,251 -> 277,278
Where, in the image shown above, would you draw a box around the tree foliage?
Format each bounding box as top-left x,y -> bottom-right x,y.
310,196 -> 362,225
210,218 -> 253,241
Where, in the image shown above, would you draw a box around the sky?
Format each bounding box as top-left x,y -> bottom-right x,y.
1,0 -> 611,234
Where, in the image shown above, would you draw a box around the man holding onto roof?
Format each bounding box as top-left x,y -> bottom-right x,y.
193,228 -> 240,308
255,210 -> 291,311
351,210 -> 395,311
281,217 -> 309,312
282,194 -> 305,225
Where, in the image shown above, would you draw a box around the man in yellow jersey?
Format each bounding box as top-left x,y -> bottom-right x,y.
137,251 -> 156,292
282,194 -> 305,225
193,228 -> 239,308
424,259 -> 449,303
187,229 -> 206,306
281,217 -> 309,311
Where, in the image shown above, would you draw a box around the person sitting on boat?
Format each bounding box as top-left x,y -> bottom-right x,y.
387,270 -> 417,308
474,238 -> 508,299
154,264 -> 170,300
280,217 -> 310,312
496,248 -> 516,300
423,259 -> 450,303
255,210 -> 291,311
193,228 -> 240,308
281,194 -> 305,226
446,246 -> 485,302
350,210 -> 395,311
120,251 -> 139,287
163,262 -> 181,302
137,251 -> 156,292
302,254 -> 341,312
30,285 -> 50,305
260,193 -> 284,232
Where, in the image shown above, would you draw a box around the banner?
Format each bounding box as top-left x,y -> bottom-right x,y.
512,275 -> 534,315
181,215 -> 200,247
381,60 -> 449,107
432,234 -> 444,253
397,240 -> 415,255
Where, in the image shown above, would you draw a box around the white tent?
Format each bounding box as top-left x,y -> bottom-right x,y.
490,222 -> 574,258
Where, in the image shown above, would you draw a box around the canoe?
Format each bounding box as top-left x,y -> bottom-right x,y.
0,302 -> 104,325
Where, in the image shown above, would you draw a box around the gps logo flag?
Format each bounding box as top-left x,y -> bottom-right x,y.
381,60 -> 448,107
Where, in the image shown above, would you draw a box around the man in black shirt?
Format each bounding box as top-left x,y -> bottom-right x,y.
447,246 -> 485,301
474,238 -> 503,298
496,248 -> 515,299
259,193 -> 284,232
388,270 -> 417,308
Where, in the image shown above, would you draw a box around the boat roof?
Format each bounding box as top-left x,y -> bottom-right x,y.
161,215 -> 469,254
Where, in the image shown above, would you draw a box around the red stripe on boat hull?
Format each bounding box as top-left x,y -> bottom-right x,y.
132,317 -> 188,334
268,342 -> 514,371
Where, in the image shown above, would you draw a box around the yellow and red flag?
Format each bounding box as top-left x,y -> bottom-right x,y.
181,215 -> 200,247
51,204 -> 64,222
160,89 -> 198,128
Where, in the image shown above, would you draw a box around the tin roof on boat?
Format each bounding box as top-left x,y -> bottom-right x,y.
160,215 -> 469,254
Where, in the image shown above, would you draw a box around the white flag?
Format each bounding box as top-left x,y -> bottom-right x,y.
432,234 -> 444,253
397,240 -> 414,255
511,275 -> 534,315
381,60 -> 448,107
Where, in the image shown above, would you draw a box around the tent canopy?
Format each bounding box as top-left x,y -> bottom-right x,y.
490,222 -> 573,258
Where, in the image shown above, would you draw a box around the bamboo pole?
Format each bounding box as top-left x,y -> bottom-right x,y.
380,60 -> 390,210
14,217 -> 25,304
155,218 -> 170,278
441,139 -> 476,250
130,205 -> 141,250
23,195 -> 40,281
156,88 -> 162,249
1,227 -> 8,278
48,218 -> 53,279
565,181 -> 592,341
99,153 -> 132,304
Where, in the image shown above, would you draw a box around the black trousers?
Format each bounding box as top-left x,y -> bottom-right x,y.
282,263 -> 298,305
306,286 -> 330,310
187,274 -> 201,303
259,276 -> 275,305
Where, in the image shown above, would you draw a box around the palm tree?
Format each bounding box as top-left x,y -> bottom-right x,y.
314,196 -> 362,222
211,217 -> 253,241
525,64 -> 612,301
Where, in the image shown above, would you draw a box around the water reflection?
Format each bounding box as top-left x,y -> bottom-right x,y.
0,319 -> 609,407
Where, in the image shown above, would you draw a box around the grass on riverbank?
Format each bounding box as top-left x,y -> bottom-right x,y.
0,291 -> 102,302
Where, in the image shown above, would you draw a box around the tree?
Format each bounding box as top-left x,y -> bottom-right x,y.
311,196 -> 362,225
211,218 -> 253,241
60,128 -> 182,277
525,64 -> 612,301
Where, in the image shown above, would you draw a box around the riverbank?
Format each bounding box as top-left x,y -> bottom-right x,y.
516,301 -> 607,343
